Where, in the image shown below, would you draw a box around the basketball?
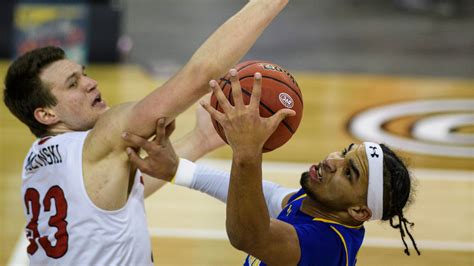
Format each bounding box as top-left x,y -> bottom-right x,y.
210,60 -> 303,152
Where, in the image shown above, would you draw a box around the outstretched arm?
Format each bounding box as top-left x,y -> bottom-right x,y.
201,69 -> 300,265
82,0 -> 289,209
87,0 -> 290,160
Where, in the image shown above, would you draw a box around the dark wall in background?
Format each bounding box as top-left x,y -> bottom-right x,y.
0,0 -> 121,62
0,0 -> 15,58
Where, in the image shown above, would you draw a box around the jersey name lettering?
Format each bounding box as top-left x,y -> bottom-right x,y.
25,144 -> 63,172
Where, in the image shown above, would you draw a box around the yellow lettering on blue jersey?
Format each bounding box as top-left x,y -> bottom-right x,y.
286,205 -> 292,216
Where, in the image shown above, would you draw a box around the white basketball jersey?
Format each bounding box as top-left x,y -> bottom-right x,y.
21,131 -> 153,265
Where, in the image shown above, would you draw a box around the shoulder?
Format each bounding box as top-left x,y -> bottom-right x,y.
294,221 -> 343,245
286,188 -> 306,203
84,102 -> 136,161
293,221 -> 354,266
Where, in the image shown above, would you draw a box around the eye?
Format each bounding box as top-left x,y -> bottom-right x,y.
69,81 -> 78,88
344,168 -> 351,179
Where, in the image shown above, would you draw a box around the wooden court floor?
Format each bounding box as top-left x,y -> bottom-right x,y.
1,61 -> 473,265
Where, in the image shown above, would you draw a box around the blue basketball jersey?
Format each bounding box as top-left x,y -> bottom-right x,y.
244,189 -> 365,266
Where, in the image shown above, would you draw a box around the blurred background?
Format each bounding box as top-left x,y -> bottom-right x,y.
1,0 -> 473,76
0,0 -> 473,265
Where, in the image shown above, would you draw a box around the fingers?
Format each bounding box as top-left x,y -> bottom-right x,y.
126,147 -> 150,173
210,80 -> 233,112
121,118 -> 169,152
199,91 -> 212,105
154,118 -> 167,146
200,100 -> 225,125
165,119 -> 176,138
268,109 -> 296,132
122,131 -> 152,150
229,69 -> 244,109
249,72 -> 262,109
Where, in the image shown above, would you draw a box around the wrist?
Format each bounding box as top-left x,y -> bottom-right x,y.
232,148 -> 262,165
171,158 -> 196,187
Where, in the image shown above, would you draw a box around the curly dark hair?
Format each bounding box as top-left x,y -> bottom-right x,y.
380,144 -> 420,256
3,46 -> 65,137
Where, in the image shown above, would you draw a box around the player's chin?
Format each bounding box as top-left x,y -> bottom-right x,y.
300,172 -> 310,188
300,172 -> 319,201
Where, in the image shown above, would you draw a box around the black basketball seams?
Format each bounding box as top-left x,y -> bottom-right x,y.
237,61 -> 264,72
213,66 -> 300,149
218,78 -> 296,134
239,89 -> 295,134
238,75 -> 303,105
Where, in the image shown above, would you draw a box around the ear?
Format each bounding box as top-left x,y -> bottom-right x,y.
34,107 -> 59,126
348,205 -> 372,222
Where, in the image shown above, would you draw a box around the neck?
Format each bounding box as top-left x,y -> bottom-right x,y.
48,126 -> 73,136
300,197 -> 363,227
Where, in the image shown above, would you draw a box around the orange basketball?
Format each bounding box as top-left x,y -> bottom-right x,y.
210,60 -> 303,152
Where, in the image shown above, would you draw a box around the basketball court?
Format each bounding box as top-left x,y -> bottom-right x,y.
1,61 -> 472,265
1,0 -> 474,265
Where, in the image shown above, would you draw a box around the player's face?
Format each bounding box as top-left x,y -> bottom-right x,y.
40,59 -> 108,131
300,143 -> 369,212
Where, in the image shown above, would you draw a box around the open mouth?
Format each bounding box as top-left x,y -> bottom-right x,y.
92,94 -> 103,106
309,163 -> 323,182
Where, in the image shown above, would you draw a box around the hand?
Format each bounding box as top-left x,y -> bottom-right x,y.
200,69 -> 295,154
122,118 -> 179,181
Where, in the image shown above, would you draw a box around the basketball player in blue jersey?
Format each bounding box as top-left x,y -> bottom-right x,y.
123,70 -> 421,265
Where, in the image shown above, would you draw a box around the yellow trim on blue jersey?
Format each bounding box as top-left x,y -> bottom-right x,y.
248,255 -> 261,266
330,226 -> 349,266
292,194 -> 307,202
312,218 -> 363,229
283,194 -> 307,209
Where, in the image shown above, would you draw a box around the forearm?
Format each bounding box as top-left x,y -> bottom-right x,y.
173,130 -> 212,162
170,159 -> 295,216
226,152 -> 269,249
187,0 -> 289,80
127,0 -> 289,137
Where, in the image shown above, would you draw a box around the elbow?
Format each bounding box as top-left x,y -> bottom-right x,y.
226,224 -> 249,251
228,233 -> 251,252
226,227 -> 261,252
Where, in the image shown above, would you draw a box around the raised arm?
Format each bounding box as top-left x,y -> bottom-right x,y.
81,1 -> 289,210
201,70 -> 300,265
88,0 -> 290,160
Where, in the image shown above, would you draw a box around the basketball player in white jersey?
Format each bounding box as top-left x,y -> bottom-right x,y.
3,1 -> 290,264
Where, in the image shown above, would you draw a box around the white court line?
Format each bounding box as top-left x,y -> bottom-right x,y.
10,226 -> 474,266
199,159 -> 474,181
149,227 -> 474,252
8,161 -> 473,264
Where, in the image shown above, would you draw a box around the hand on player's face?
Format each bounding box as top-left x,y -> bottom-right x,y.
122,118 -> 179,181
200,69 -> 295,154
